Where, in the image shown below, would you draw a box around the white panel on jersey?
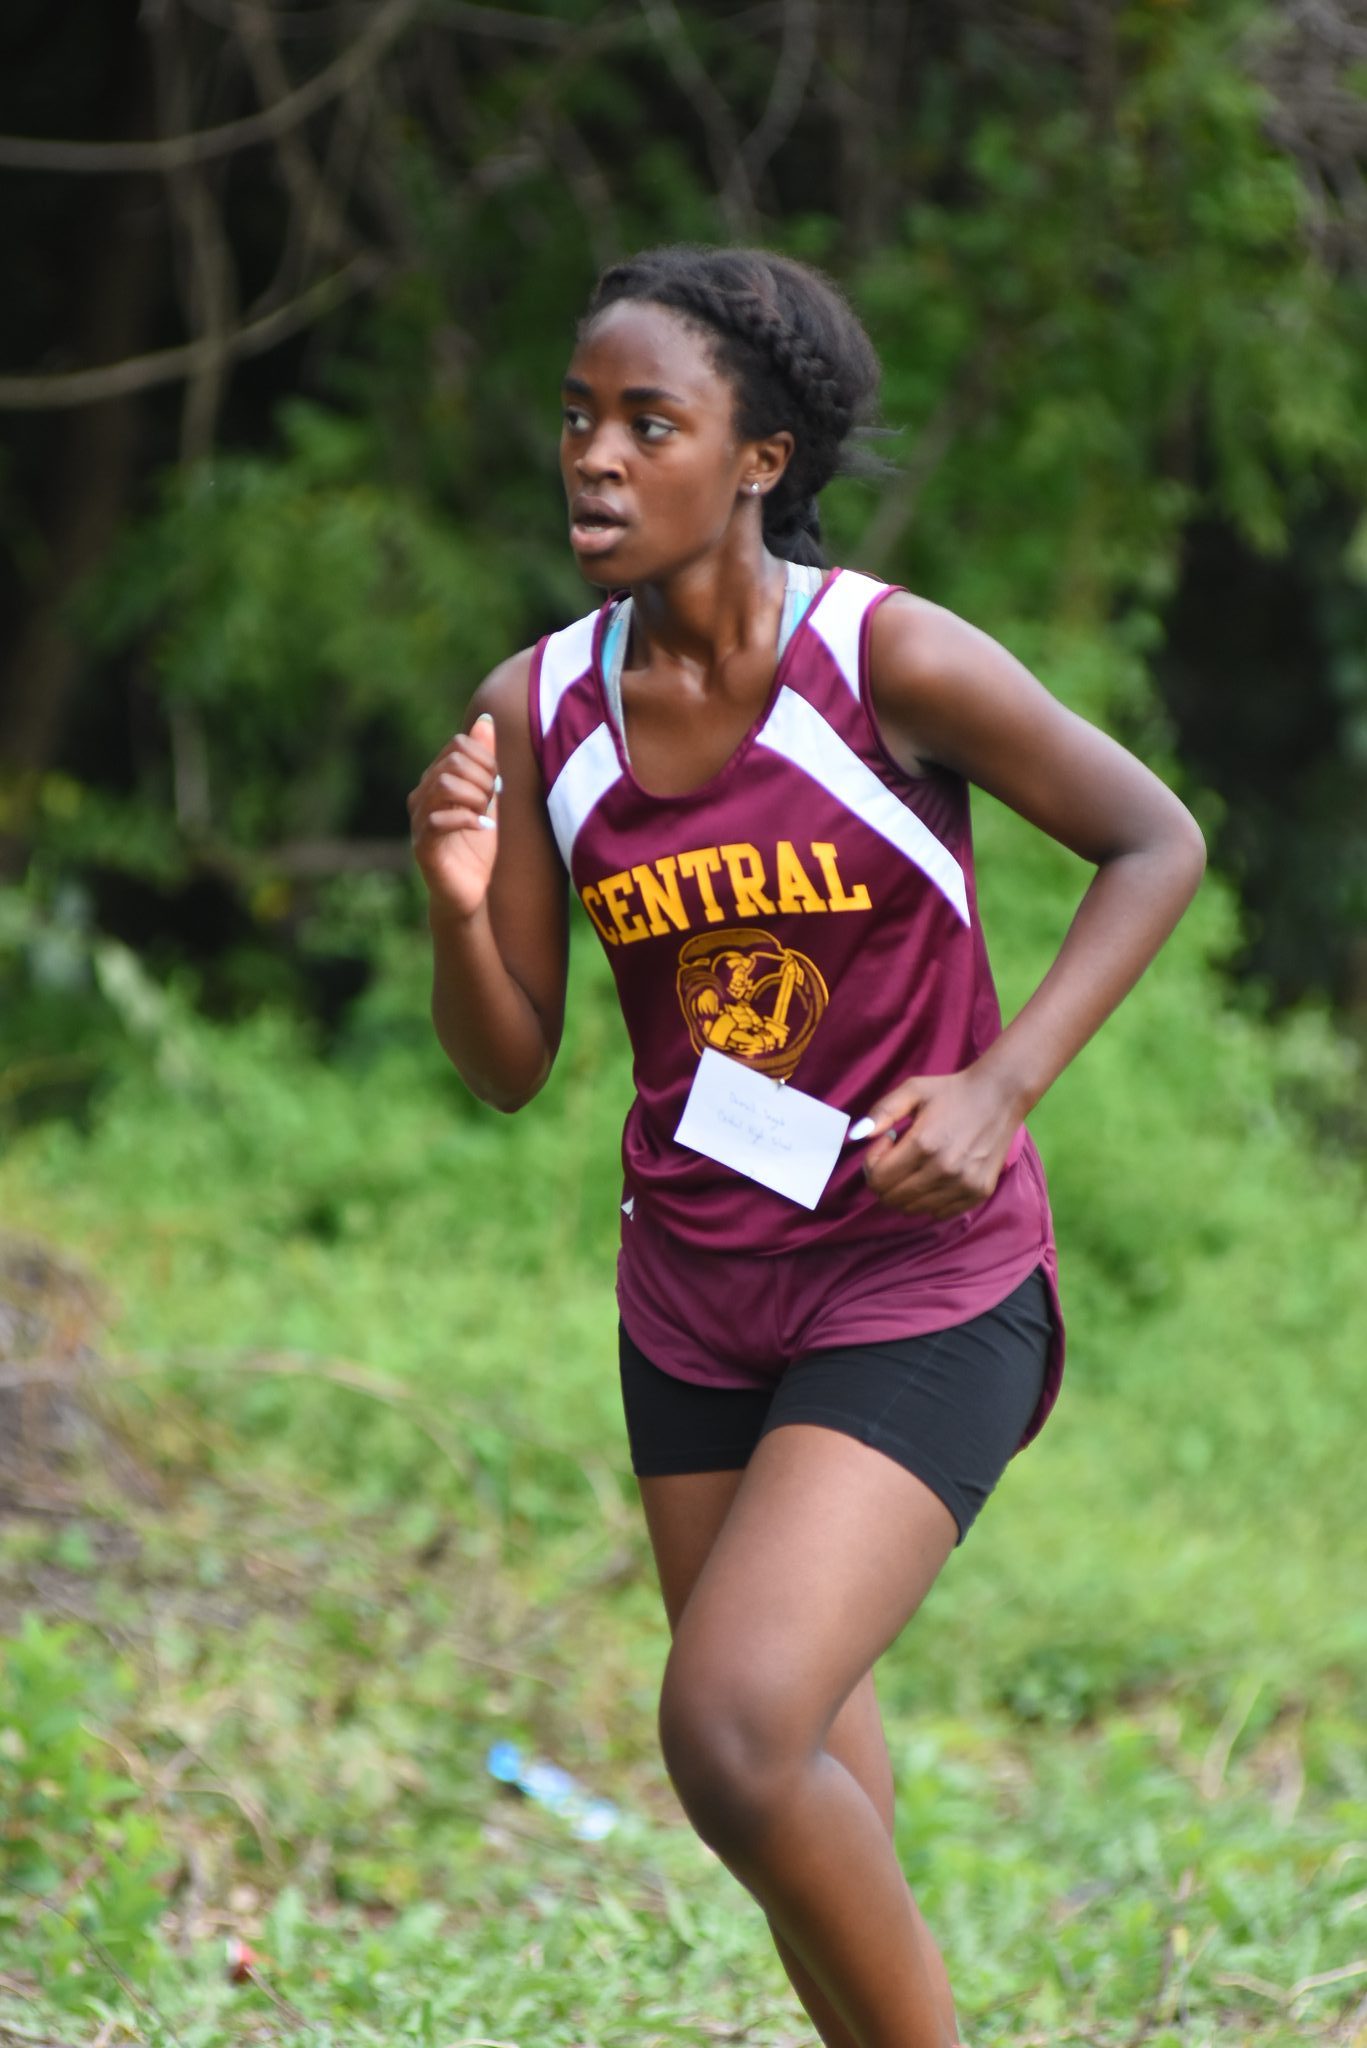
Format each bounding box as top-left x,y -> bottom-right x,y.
538,609 -> 599,737
808,570 -> 886,700
546,721 -> 622,868
756,686 -> 970,925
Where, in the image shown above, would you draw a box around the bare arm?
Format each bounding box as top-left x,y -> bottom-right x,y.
860,594 -> 1207,1217
407,651 -> 569,1111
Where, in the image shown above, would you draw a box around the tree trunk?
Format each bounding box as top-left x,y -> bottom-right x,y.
0,11 -> 160,878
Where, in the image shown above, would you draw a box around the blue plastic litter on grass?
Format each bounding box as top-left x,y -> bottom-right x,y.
486,1740 -> 619,1841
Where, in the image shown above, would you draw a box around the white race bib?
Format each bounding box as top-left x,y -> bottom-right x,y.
674,1048 -> 850,1210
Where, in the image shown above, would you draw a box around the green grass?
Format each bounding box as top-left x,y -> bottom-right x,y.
2,841 -> 1366,2045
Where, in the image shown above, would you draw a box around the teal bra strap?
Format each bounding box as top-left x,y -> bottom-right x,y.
601,603 -> 631,688
778,580 -> 807,657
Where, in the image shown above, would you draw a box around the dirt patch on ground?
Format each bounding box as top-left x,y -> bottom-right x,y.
0,1233 -> 162,1519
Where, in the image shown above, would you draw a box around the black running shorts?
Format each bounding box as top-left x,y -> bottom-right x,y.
618,1266 -> 1052,1543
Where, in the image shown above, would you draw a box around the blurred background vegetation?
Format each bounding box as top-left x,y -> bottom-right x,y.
1,3 -> 1365,2044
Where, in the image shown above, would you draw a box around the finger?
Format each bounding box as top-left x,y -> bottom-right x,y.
414,769 -> 500,839
467,710 -> 498,762
449,748 -> 504,816
410,762 -> 479,820
862,1117 -> 924,1172
866,1121 -> 970,1197
862,1116 -> 937,1184
852,1079 -> 938,1157
884,1162 -> 991,1217
415,784 -> 500,833
438,737 -> 499,786
434,767 -> 497,809
424,806 -> 497,835
860,1080 -> 928,1141
870,1154 -> 959,1205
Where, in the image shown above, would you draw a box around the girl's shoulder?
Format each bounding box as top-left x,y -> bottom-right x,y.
463,647 -> 540,773
470,645 -> 537,721
864,582 -> 953,657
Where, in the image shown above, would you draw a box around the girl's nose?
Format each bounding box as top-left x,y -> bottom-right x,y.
575,425 -> 627,481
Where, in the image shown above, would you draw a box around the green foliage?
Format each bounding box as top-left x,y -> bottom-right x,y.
850,47 -> 1367,629
0,1613 -> 177,2003
6,0 -> 1360,1019
81,402 -> 534,853
1,952 -> 1365,2044
0,871 -> 218,1131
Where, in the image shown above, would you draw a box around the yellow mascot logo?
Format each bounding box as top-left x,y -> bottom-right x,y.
676,928 -> 828,1081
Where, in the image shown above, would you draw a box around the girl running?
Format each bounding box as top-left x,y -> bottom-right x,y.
408,246 -> 1205,2048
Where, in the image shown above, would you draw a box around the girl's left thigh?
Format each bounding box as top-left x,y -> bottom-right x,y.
641,1458 -> 900,1829
667,1422 -> 958,1742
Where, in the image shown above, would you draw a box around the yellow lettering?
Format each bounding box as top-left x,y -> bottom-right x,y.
598,870 -> 649,944
632,856 -> 690,937
720,842 -> 776,918
811,841 -> 872,912
580,885 -> 619,947
677,847 -> 727,924
773,839 -> 827,915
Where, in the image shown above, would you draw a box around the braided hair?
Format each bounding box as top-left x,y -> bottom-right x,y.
583,246 -> 880,569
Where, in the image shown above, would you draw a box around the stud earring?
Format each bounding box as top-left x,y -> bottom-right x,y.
748,482 -> 760,495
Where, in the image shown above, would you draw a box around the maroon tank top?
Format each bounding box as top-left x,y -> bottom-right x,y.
528,568 -> 1057,1296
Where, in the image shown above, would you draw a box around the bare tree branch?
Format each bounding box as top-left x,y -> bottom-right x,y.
740,0 -> 817,183
0,0 -> 422,173
231,0 -> 358,273
638,0 -> 755,233
817,0 -> 916,255
1254,0 -> 1367,270
0,255 -> 385,411
150,3 -> 239,837
428,0 -> 589,42
181,0 -> 352,35
542,113 -> 624,271
0,38 -> 162,820
153,2 -> 241,466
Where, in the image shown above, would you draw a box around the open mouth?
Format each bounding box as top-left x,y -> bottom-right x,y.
569,510 -> 628,554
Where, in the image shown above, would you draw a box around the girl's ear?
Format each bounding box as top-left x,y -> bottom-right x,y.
747,430 -> 794,495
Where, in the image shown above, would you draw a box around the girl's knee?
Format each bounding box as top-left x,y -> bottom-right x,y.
658,1645 -> 812,1855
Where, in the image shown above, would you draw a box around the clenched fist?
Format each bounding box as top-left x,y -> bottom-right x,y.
408,712 -> 502,921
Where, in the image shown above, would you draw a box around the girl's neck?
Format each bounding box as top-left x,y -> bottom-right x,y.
629,542 -> 788,674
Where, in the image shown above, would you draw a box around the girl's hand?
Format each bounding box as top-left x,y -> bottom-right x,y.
860,1066 -> 1022,1220
411,653 -> 570,1110
408,712 -> 501,920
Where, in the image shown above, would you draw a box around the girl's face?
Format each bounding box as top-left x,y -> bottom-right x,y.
560,300 -> 787,586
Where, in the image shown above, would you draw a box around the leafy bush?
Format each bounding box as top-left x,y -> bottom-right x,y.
0,1612 -> 176,2005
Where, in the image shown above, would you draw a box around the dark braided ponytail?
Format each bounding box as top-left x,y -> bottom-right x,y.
583,246 -> 880,569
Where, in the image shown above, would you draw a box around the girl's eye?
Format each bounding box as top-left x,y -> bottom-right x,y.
562,406 -> 591,433
635,417 -> 674,444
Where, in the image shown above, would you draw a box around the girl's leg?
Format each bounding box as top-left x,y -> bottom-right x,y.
638,1465 -> 959,2048
649,1424 -> 961,2048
